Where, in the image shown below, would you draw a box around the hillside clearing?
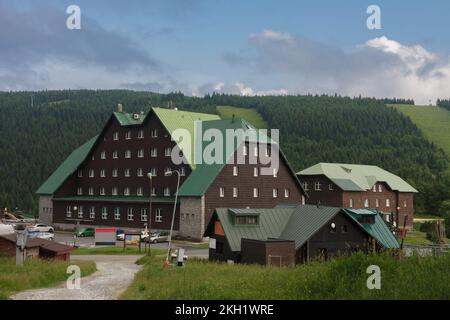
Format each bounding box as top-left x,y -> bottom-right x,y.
217,106 -> 268,129
390,104 -> 450,169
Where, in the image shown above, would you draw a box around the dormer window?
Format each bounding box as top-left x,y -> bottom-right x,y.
235,215 -> 258,225
378,184 -> 383,192
373,185 -> 377,192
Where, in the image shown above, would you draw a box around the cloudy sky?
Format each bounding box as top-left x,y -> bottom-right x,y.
1,0 -> 450,104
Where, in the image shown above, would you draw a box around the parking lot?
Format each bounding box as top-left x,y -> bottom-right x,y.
54,231 -> 208,257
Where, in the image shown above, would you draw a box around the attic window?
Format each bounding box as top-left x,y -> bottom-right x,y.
235,216 -> 258,225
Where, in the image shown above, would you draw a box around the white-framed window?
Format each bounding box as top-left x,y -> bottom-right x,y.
100,169 -> 106,178
378,184 -> 383,192
253,187 -> 259,198
89,206 -> 95,219
150,168 -> 157,176
349,198 -> 353,208
114,207 -> 120,220
125,130 -> 131,140
66,206 -> 72,217
376,199 -> 379,208
77,187 -> 83,195
164,167 -> 171,175
373,185 -> 377,192
138,149 -> 144,158
386,199 -> 390,207
113,150 -> 118,159
151,147 -> 157,157
165,147 -> 172,157
102,207 -> 108,220
329,184 -> 334,191
303,182 -> 309,191
151,187 -> 156,196
314,182 -> 321,191
78,206 -> 84,218
141,208 -> 148,222
77,169 -> 83,178
233,187 -> 238,198
137,129 -> 144,139
112,168 -> 118,177
92,155 -> 95,161
137,187 -> 143,196
155,208 -> 162,222
403,199 -> 407,207
124,168 -> 130,177
284,188 -> 290,198
113,132 -> 119,141
273,188 -> 278,198
364,199 -> 369,208
101,151 -> 106,159
233,166 -> 238,176
89,169 -> 94,178
164,187 -> 170,197
180,166 -> 186,176
253,167 -> 258,177
273,168 -> 278,178
151,129 -> 158,138
243,145 -> 248,156
219,187 -> 225,198
124,187 -> 130,196
127,208 -> 134,221
88,187 -> 94,195
137,168 -> 143,177
125,150 -> 131,158
100,187 -> 105,196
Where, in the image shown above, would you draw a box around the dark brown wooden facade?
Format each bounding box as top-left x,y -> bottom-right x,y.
298,174 -> 414,227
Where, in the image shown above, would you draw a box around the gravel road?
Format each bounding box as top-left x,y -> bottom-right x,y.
11,255 -> 143,300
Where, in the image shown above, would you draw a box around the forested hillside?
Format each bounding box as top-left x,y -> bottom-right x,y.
0,90 -> 449,217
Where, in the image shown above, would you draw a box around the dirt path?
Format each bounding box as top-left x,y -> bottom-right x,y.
11,255 -> 143,300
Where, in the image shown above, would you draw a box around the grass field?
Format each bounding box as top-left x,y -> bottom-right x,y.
0,257 -> 96,299
121,252 -> 450,300
217,106 -> 268,129
72,246 -> 166,255
390,104 -> 450,169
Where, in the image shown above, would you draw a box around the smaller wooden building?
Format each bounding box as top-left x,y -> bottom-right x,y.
204,205 -> 399,266
0,234 -> 74,261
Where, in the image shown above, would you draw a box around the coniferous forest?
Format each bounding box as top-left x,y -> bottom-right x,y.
0,90 -> 449,218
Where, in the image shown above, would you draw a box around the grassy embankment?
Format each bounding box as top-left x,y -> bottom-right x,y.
217,106 -> 268,129
0,257 -> 96,299
121,252 -> 450,300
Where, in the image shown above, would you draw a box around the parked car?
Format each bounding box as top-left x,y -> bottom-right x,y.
116,232 -> 125,241
29,223 -> 54,233
77,228 -> 95,237
36,231 -> 55,241
148,231 -> 169,243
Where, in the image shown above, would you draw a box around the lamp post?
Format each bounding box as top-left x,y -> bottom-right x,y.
73,206 -> 78,247
147,172 -> 153,256
164,169 -> 180,266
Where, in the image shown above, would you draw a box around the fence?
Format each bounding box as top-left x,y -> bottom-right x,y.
403,244 -> 449,257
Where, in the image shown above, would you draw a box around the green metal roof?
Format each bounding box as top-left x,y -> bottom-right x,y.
53,196 -> 177,204
36,136 -> 98,195
178,117 -> 261,197
298,163 -> 418,193
113,112 -> 146,126
344,209 -> 400,249
214,207 -> 294,252
210,205 -> 399,252
280,205 -> 342,249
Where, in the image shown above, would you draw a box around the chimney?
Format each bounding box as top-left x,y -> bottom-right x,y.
117,103 -> 123,113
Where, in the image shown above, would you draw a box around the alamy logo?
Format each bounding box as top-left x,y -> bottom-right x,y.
366,5 -> 381,30
366,265 -> 381,290
170,123 -> 280,175
67,265 -> 81,290
66,5 -> 81,30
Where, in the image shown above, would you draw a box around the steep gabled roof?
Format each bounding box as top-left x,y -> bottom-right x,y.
298,163 -> 418,193
36,136 -> 97,195
208,205 -> 399,252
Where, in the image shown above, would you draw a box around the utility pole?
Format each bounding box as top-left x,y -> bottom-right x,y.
16,224 -> 27,266
164,170 -> 180,267
147,172 -> 153,256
